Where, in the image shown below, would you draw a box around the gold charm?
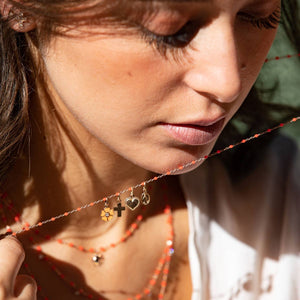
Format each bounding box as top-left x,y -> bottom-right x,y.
114,196 -> 126,217
125,190 -> 140,211
141,185 -> 151,206
101,201 -> 114,221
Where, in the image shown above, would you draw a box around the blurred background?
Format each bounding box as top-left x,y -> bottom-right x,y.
256,6 -> 300,143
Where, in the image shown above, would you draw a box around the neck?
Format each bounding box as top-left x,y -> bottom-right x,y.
4,94 -> 166,241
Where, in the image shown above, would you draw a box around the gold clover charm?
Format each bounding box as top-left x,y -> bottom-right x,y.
101,207 -> 114,222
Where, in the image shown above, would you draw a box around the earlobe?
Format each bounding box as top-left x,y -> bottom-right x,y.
0,0 -> 36,32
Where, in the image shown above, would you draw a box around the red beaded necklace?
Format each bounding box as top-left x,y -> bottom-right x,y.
0,184 -> 175,300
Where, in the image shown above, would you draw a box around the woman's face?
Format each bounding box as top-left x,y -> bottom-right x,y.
42,0 -> 280,174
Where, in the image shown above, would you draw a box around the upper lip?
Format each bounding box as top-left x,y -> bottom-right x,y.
164,115 -> 226,127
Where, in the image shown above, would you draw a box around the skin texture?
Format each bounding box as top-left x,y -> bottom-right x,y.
0,0 -> 280,299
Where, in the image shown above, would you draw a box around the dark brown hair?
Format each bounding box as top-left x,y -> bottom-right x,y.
0,0 -> 299,183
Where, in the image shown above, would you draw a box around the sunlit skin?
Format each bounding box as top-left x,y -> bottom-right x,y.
2,0 -> 280,299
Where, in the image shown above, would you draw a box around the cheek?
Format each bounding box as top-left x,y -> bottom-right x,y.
42,36 -> 173,136
238,27 -> 278,81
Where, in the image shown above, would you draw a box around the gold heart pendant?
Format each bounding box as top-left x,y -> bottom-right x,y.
125,196 -> 140,210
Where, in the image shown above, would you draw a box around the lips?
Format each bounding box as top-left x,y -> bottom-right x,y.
160,118 -> 225,145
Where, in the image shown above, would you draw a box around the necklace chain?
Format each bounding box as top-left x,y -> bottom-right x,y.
1,116 -> 300,238
1,184 -> 174,300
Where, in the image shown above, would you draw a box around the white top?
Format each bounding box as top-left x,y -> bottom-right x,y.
180,136 -> 300,300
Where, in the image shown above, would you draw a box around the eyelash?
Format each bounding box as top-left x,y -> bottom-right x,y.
140,8 -> 281,58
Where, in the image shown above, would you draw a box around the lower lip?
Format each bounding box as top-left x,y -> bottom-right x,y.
161,119 -> 225,146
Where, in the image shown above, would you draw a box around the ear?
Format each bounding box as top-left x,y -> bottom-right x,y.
0,0 -> 36,32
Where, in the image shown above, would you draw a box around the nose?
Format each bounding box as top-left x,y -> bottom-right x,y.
183,16 -> 243,104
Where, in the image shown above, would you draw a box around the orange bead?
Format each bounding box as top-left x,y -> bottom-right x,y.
135,294 -> 142,300
161,281 -> 167,287
150,279 -> 156,286
158,293 -> 164,299
131,223 -> 138,229
144,288 -> 150,294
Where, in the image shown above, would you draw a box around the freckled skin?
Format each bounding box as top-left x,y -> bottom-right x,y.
43,0 -> 278,175
1,1 -> 281,299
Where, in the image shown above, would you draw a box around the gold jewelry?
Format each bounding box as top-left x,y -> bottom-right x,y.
125,189 -> 140,210
100,200 -> 114,222
113,196 -> 126,217
141,184 -> 151,205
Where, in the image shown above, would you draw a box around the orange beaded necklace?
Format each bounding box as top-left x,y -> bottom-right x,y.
0,183 -> 175,300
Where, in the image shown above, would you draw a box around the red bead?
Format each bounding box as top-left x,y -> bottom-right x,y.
150,279 -> 156,286
161,281 -> 167,287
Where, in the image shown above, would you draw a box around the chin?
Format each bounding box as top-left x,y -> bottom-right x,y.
140,147 -> 210,176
